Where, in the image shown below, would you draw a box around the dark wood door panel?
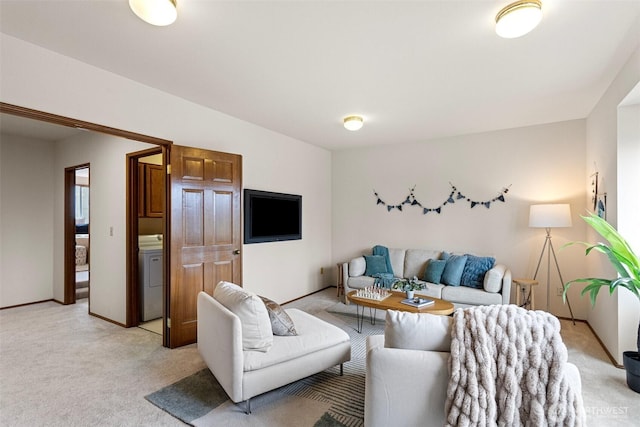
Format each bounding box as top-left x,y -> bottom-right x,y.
179,263 -> 203,319
202,261 -> 234,297
210,191 -> 233,244
172,262 -> 203,344
181,157 -> 205,181
182,189 -> 205,246
211,159 -> 234,182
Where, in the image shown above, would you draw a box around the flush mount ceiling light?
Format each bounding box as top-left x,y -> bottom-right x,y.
129,0 -> 177,26
343,115 -> 364,131
495,0 -> 542,38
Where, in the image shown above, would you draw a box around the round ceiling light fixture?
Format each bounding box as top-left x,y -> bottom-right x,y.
343,115 -> 364,131
495,0 -> 542,39
129,0 -> 177,26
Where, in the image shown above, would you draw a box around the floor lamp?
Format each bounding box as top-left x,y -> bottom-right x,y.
529,204 -> 576,324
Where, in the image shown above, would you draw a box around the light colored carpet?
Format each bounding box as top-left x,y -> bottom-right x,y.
0,299 -> 203,427
558,318 -> 639,426
0,287 -> 638,426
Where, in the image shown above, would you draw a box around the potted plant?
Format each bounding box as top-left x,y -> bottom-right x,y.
563,212 -> 640,393
392,276 -> 425,299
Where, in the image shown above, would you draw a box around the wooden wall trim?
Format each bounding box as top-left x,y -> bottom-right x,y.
89,311 -> 127,328
0,102 -> 172,146
585,321 -> 625,369
0,299 -> 58,310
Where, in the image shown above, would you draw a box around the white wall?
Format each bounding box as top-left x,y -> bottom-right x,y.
618,102 -> 640,355
333,120 -> 589,319
1,34 -> 333,322
0,134 -> 55,306
52,132 -> 156,320
586,46 -> 640,364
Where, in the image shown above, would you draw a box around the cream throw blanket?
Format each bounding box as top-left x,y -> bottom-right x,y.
445,305 -> 585,427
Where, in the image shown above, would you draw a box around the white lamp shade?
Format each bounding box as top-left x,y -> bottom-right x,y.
495,0 -> 542,38
529,204 -> 572,228
129,0 -> 177,26
343,116 -> 364,131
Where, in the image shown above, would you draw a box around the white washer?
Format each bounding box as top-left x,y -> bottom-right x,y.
139,235 -> 163,321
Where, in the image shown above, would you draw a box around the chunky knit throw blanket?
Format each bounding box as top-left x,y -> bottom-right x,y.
445,305 -> 585,427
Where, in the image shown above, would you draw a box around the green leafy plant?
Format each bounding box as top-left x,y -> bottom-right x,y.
392,276 -> 425,292
563,212 -> 640,353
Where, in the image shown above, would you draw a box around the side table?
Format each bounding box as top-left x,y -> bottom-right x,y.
513,278 -> 538,310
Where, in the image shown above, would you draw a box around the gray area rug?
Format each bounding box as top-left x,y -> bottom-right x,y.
145,306 -> 384,427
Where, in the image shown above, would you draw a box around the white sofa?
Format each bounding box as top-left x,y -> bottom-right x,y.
197,288 -> 351,413
343,247 -> 511,307
364,310 -> 584,427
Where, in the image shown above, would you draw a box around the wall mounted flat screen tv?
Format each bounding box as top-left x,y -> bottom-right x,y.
244,189 -> 302,244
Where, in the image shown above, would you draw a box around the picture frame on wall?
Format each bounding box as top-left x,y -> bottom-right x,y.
590,172 -> 599,211
596,193 -> 607,220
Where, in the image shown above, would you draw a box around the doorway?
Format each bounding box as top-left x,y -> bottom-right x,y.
74,167 -> 90,302
127,148 -> 167,338
126,145 -> 244,348
64,164 -> 90,305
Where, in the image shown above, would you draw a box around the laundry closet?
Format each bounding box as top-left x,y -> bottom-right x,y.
138,154 -> 164,324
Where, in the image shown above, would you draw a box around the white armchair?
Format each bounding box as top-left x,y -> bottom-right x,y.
197,288 -> 351,413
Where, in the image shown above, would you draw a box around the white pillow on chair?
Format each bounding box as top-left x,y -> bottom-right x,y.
384,310 -> 452,352
214,281 -> 273,352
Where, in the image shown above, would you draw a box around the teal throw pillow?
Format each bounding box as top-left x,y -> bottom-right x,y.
441,254 -> 468,286
364,255 -> 388,276
460,255 -> 496,289
423,259 -> 447,284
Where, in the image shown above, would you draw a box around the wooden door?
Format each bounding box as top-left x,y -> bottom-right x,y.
167,145 -> 242,348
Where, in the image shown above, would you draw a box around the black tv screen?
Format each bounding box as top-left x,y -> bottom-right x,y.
244,189 -> 302,244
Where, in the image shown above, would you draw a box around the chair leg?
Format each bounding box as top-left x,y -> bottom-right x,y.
340,363 -> 344,376
244,398 -> 251,414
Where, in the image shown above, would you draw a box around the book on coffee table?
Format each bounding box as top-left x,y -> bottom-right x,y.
400,297 -> 435,308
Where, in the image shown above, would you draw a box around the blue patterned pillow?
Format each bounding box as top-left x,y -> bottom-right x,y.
423,259 -> 447,284
460,255 -> 496,289
441,255 -> 468,286
364,255 -> 388,276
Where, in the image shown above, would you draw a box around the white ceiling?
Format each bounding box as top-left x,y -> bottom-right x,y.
1,1 -> 639,150
0,113 -> 83,141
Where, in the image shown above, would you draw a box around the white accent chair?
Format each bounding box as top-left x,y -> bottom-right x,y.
197,291 -> 351,413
